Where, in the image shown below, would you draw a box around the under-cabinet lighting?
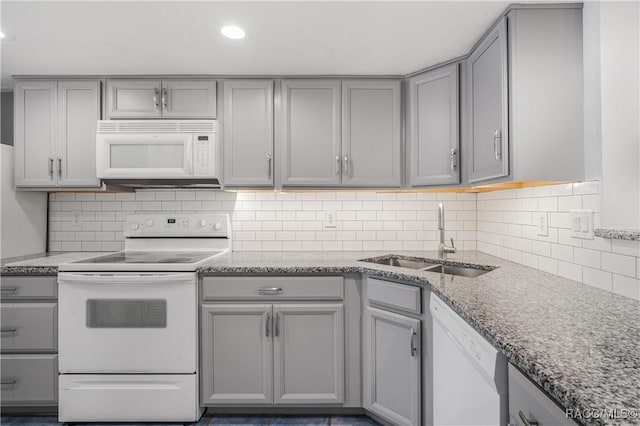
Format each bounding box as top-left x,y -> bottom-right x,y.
221,25 -> 246,40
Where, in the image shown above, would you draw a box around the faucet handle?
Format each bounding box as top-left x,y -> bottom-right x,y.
450,238 -> 455,249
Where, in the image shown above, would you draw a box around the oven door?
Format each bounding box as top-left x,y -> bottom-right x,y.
58,272 -> 196,373
96,133 -> 193,179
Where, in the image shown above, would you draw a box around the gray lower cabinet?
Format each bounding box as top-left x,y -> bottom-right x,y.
14,79 -> 101,189
467,17 -> 509,183
0,276 -> 58,408
201,304 -> 273,404
223,80 -> 274,187
273,304 -> 344,404
407,64 -> 460,186
281,80 -> 342,187
341,80 -> 401,187
364,306 -> 421,426
509,364 -> 577,426
106,79 -> 216,119
201,300 -> 345,406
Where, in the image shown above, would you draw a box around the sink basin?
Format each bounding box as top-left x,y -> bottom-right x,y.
360,255 -> 495,278
422,264 -> 490,278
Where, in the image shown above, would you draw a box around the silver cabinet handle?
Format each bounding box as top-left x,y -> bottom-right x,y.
275,313 -> 280,337
518,411 -> 539,426
162,88 -> 168,109
265,312 -> 271,337
0,327 -> 17,334
257,287 -> 282,295
409,328 -> 417,357
343,155 -> 349,177
0,378 -> 17,385
1,287 -> 18,293
57,157 -> 62,178
48,157 -> 54,177
450,148 -> 457,171
153,88 -> 160,109
335,155 -> 341,175
494,129 -> 502,160
267,154 -> 272,178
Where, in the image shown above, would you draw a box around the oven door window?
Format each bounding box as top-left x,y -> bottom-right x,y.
86,299 -> 167,328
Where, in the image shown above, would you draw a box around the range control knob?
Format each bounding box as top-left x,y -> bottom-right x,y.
200,219 -> 208,227
130,222 -> 139,231
214,222 -> 222,231
146,219 -> 154,227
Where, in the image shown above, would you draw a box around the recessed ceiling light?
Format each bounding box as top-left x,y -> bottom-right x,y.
221,25 -> 246,40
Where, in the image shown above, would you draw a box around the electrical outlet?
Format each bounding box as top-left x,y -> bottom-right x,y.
71,211 -> 82,228
571,210 -> 594,239
324,211 -> 337,228
534,212 -> 548,236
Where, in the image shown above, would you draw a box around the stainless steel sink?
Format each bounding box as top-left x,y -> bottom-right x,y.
422,264 -> 491,278
360,256 -> 494,278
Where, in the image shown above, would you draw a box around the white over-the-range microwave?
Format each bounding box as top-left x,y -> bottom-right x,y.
96,120 -> 220,187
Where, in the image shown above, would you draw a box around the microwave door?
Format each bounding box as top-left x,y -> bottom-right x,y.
97,133 -> 193,179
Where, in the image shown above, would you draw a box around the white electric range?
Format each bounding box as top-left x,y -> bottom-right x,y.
57,213 -> 231,423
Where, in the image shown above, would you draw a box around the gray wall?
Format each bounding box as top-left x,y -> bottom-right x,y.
1,91 -> 14,146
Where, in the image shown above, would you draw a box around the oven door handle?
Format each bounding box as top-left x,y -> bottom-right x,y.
59,273 -> 194,285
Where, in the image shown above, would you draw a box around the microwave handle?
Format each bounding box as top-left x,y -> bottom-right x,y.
59,273 -> 193,285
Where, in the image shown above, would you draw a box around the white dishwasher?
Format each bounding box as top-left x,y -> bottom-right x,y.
430,294 -> 508,426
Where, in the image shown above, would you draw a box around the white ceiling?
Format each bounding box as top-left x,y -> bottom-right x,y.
1,1 -> 555,88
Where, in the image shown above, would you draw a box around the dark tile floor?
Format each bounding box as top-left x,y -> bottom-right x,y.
0,415 -> 380,426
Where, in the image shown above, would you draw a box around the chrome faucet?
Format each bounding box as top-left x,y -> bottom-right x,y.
437,203 -> 456,260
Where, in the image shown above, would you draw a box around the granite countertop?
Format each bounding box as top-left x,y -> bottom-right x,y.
1,250 -> 638,426
595,228 -> 640,241
0,252 -> 106,275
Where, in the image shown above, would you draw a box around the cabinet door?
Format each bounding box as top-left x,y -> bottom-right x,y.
273,304 -> 344,404
364,307 -> 420,426
468,17 -> 509,183
223,80 -> 274,186
201,304 -> 273,405
57,80 -> 101,187
14,81 -> 57,187
408,64 -> 460,186
162,80 -> 216,119
342,80 -> 401,187
106,79 -> 161,119
281,80 -> 341,186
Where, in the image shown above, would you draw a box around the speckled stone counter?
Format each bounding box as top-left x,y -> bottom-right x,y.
1,252 -> 106,275
595,228 -> 640,241
199,250 -> 640,426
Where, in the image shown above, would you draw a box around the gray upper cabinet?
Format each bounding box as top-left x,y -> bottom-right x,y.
106,79 -> 216,119
281,80 -> 342,187
407,64 -> 460,186
57,80 -> 101,187
162,80 -> 216,119
273,304 -> 344,404
223,80 -> 274,187
14,81 -> 57,187
14,80 -> 101,189
467,18 -> 509,183
106,79 -> 162,119
342,80 -> 401,187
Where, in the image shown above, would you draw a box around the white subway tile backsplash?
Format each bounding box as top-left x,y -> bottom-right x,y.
601,252 -> 637,278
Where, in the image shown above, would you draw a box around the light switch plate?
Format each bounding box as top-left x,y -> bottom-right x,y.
571,210 -> 594,239
534,212 -> 548,236
324,211 -> 337,228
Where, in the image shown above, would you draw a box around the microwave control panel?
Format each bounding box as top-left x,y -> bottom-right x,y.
193,134 -> 216,176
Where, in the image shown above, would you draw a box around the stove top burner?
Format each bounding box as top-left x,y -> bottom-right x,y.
76,251 -> 222,265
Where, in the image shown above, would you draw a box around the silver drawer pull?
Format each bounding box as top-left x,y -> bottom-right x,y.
494,129 -> 502,160
450,148 -> 457,171
257,287 -> 282,295
267,154 -> 272,178
0,378 -> 17,385
265,312 -> 271,337
275,313 -> 280,337
0,287 -> 18,293
0,327 -> 17,334
519,411 -> 539,426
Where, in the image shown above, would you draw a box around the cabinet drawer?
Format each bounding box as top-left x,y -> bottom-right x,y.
1,354 -> 58,405
366,278 -> 421,315
202,276 -> 344,300
508,364 -> 577,426
1,303 -> 57,352
0,276 -> 57,300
